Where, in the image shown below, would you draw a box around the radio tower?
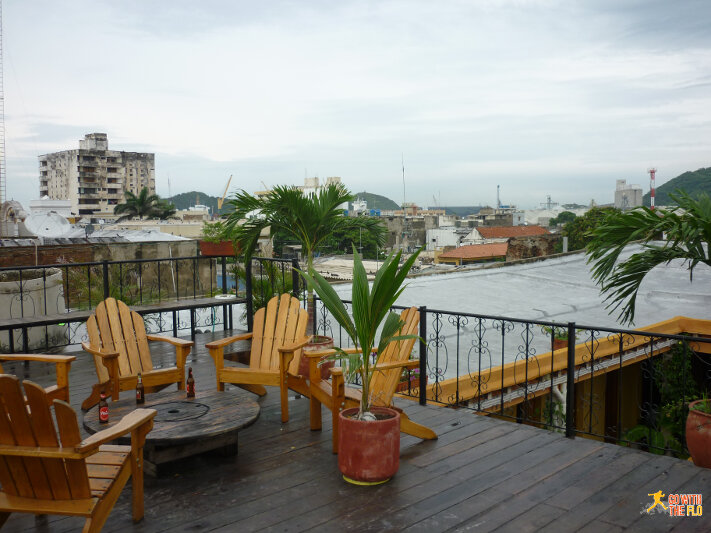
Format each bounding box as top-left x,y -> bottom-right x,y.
648,168 -> 657,211
0,1 -> 6,236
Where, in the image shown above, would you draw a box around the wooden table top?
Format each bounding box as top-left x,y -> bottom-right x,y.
83,388 -> 260,445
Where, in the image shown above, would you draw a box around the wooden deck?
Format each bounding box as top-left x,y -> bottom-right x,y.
2,331 -> 710,532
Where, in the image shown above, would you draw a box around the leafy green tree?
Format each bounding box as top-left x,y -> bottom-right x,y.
223,183 -> 387,327
114,188 -> 175,221
586,190 -> 711,324
549,211 -> 576,228
561,207 -> 619,252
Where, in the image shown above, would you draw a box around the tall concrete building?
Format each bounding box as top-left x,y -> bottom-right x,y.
38,133 -> 155,217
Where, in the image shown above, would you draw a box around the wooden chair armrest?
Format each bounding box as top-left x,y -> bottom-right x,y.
304,347 -> 362,358
0,444 -> 90,460
146,334 -> 194,348
75,408 -> 157,453
205,331 -> 253,350
81,342 -> 119,360
0,354 -> 76,364
278,335 -> 313,354
373,359 -> 419,372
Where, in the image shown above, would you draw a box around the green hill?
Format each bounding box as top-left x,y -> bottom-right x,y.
643,167 -> 711,206
169,191 -> 229,215
353,191 -> 400,210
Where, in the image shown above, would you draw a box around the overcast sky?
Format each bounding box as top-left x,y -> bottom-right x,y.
4,0 -> 711,210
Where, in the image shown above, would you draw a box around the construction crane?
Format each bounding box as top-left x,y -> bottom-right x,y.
217,174 -> 233,210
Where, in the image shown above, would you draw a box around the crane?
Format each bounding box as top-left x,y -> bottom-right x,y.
217,174 -> 233,210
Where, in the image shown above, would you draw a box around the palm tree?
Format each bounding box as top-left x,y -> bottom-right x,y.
586,190 -> 711,325
114,188 -> 172,221
223,183 -> 387,329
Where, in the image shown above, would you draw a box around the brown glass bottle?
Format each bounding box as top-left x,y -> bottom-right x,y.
136,372 -> 145,404
186,367 -> 195,398
99,392 -> 109,424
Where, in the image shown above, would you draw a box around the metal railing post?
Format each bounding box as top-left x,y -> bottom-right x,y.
291,258 -> 300,298
102,260 -> 110,299
419,305 -> 427,406
245,259 -> 253,332
565,321 -> 576,439
221,257 -> 228,328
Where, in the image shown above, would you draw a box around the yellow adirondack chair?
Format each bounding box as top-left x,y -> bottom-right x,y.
0,354 -> 75,404
81,298 -> 194,410
0,375 -> 156,532
206,294 -> 312,423
307,306 -> 437,453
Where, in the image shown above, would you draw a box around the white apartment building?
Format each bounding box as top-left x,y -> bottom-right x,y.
38,133 -> 155,218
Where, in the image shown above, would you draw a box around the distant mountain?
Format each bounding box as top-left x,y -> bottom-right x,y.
169,191 -> 230,215
352,191 -> 400,210
643,167 -> 711,206
439,206 -> 484,217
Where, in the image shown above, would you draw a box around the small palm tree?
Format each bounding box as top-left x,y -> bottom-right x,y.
114,188 -> 171,221
586,189 -> 711,325
223,183 -> 386,328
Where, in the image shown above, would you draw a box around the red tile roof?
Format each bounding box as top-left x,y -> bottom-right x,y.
439,243 -> 509,260
476,226 -> 549,239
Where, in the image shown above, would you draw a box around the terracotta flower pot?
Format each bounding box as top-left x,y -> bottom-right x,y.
686,400 -> 711,468
338,406 -> 400,484
299,335 -> 335,379
199,240 -> 237,256
553,338 -> 567,351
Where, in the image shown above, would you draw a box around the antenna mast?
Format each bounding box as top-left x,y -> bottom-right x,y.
0,1 -> 7,236
648,168 -> 657,211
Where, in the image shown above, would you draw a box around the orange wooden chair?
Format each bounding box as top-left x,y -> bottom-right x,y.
0,374 -> 156,532
206,294 -> 312,423
81,297 -> 193,409
0,353 -> 75,404
307,306 -> 437,453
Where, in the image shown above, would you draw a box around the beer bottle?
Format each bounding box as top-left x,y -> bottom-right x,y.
136,372 -> 145,404
186,367 -> 195,398
99,392 -> 109,424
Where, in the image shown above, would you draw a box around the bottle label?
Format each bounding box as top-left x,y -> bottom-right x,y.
136,389 -> 144,403
99,406 -> 109,422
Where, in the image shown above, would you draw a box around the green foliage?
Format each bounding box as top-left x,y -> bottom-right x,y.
231,261 -> 293,324
298,246 -> 422,418
623,342 -> 700,457
201,220 -> 230,243
560,207 -> 619,252
114,187 -> 175,221
548,211 -> 576,228
586,190 -> 711,324
642,167 -> 711,207
223,183 -> 387,319
541,325 -> 577,341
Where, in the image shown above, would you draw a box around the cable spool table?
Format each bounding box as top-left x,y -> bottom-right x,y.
83,387 -> 260,476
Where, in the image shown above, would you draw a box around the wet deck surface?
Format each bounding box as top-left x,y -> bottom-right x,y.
2,332 -> 710,532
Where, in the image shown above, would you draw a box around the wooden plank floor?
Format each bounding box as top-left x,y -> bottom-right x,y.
2,331 -> 711,532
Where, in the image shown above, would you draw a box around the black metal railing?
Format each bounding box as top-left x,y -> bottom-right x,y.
0,255 -> 299,352
313,297 -> 711,459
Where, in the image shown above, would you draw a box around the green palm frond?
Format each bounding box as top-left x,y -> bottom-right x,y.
586,189 -> 711,324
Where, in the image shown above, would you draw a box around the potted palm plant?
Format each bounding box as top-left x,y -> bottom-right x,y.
199,221 -> 239,257
299,246 -> 421,484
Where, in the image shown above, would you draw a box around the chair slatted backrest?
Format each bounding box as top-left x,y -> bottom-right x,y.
250,294 -> 308,375
0,375 -> 90,501
86,298 -> 153,382
370,307 -> 420,407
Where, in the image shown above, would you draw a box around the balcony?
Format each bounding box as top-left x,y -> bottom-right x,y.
1,329 -> 709,531
0,255 -> 709,532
